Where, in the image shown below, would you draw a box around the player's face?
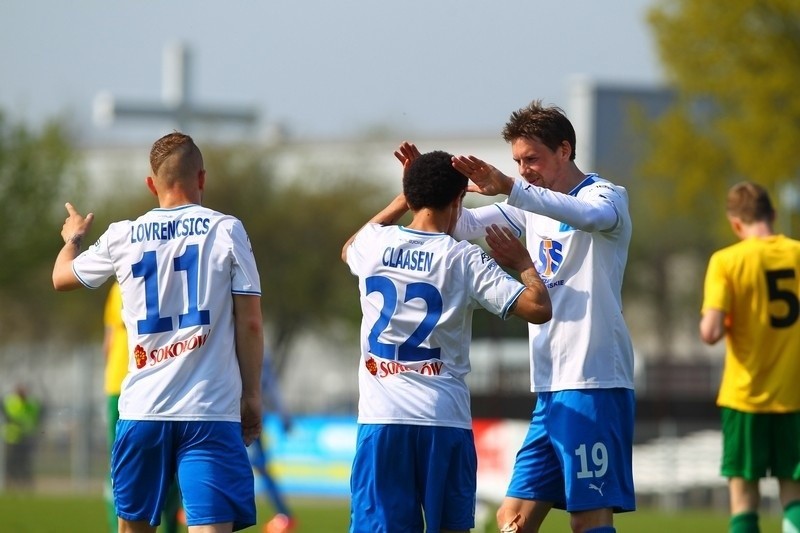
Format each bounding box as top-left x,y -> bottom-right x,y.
510,137 -> 568,193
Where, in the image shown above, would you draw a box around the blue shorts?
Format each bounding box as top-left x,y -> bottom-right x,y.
111,420 -> 256,531
350,424 -> 477,533
506,389 -> 636,513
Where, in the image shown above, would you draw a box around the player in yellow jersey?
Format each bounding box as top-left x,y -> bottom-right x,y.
102,282 -> 181,533
700,181 -> 800,533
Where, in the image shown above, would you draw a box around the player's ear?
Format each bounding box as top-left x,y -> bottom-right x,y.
728,216 -> 744,237
198,169 -> 206,191
145,176 -> 158,198
559,140 -> 572,161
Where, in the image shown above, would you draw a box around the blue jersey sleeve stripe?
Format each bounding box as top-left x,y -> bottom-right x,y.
494,204 -> 523,238
232,289 -> 262,296
501,286 -> 527,320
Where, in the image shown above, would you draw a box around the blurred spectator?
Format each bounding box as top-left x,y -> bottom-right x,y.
2,384 -> 42,489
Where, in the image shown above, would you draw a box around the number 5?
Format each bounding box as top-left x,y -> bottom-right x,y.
765,269 -> 799,328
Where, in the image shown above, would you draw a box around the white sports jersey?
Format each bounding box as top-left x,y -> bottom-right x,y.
347,223 -> 526,429
455,174 -> 634,392
72,204 -> 261,421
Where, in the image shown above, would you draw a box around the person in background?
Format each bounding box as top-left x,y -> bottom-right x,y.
342,149 -> 552,532
700,181 -> 800,533
2,383 -> 42,490
102,281 -> 182,533
53,131 -> 263,532
253,350 -> 295,533
399,98 -> 635,533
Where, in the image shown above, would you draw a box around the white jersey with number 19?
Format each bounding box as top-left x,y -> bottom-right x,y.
455,175 -> 635,393
71,204 -> 261,422
347,223 -> 526,430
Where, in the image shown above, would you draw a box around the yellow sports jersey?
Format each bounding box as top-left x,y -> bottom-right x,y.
103,282 -> 129,395
702,235 -> 800,412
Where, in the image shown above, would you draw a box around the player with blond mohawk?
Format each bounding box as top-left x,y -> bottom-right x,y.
53,132 -> 263,533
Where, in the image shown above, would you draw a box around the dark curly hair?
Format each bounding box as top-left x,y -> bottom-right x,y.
502,99 -> 577,161
403,151 -> 467,211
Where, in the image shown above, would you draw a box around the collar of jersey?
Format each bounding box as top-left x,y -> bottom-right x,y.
399,226 -> 446,236
151,203 -> 200,212
568,174 -> 598,197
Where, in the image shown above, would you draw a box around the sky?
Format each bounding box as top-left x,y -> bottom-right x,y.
0,0 -> 664,146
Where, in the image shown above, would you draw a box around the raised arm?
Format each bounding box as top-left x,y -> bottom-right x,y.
451,155 -> 514,197
53,202 -> 95,291
341,194 -> 410,263
341,142 -> 421,263
485,224 -> 551,324
453,154 -> 621,233
507,180 -> 621,233
394,141 -> 421,170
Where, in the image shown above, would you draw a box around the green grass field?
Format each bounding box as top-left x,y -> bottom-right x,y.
0,491 -> 783,532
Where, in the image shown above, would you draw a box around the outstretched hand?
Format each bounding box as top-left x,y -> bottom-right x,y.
485,224 -> 534,272
393,141 -> 421,171
61,202 -> 94,244
451,155 -> 514,197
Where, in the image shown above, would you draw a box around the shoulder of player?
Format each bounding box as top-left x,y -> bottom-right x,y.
779,234 -> 800,248
709,239 -> 759,263
352,222 -> 393,243
448,239 -> 496,268
579,176 -> 627,200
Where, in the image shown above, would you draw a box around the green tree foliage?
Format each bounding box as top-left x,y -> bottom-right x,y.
201,144 -> 385,373
648,0 -> 800,233
0,113 -> 90,341
624,0 -> 800,356
0,118 -> 390,369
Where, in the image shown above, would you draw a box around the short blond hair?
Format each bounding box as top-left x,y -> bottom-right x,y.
726,181 -> 774,223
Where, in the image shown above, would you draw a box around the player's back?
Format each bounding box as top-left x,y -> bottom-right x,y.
347,223 -> 523,428
714,234 -> 800,411
99,204 -> 258,421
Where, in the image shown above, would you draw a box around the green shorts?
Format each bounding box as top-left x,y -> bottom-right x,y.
721,407 -> 800,480
107,394 -> 120,449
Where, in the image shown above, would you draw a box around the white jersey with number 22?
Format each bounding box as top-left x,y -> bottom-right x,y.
347,223 -> 526,430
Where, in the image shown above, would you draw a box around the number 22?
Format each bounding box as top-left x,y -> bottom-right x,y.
365,275 -> 442,362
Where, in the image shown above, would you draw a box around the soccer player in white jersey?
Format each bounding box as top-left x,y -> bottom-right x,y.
52,132 -> 264,533
342,150 -> 552,533
441,99 -> 635,533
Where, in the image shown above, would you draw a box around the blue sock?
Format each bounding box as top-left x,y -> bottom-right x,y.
262,473 -> 291,517
585,528 -> 615,533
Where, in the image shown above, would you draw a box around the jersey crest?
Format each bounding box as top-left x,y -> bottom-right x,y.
539,238 -> 563,277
